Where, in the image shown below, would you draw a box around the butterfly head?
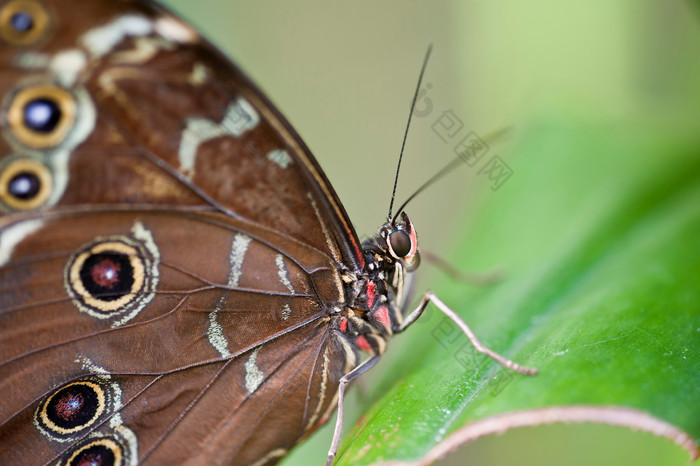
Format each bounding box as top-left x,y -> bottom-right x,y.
379,211 -> 420,271
340,212 -> 419,353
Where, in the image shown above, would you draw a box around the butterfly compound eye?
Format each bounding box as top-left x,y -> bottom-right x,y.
388,230 -> 412,258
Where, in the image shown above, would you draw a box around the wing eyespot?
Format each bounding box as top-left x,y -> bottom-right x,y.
36,380 -> 106,437
5,84 -> 77,149
0,0 -> 52,46
34,375 -> 135,465
0,157 -> 52,210
64,228 -> 160,325
61,437 -> 125,466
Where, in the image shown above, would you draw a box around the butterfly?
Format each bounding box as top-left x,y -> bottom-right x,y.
0,0 -> 536,464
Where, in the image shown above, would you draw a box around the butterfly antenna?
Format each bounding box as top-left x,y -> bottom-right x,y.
387,44 -> 433,221
391,126 -> 514,223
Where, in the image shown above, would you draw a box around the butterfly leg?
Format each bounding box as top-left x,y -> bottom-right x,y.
326,354 -> 382,466
398,291 -> 538,375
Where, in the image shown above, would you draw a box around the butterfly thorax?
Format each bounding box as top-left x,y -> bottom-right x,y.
336,212 -> 419,356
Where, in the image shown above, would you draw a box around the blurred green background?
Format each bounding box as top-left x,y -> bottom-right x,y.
159,1 -> 700,465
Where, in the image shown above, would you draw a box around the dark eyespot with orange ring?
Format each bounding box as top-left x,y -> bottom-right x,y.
67,241 -> 145,315
0,158 -> 52,210
61,437 -> 125,466
59,436 -> 127,466
64,234 -> 160,324
35,381 -> 106,438
0,0 -> 52,46
6,84 -> 76,149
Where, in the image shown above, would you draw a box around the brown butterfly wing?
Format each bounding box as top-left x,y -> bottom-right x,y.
1,209 -> 349,464
0,0 -> 363,269
0,0 -> 359,464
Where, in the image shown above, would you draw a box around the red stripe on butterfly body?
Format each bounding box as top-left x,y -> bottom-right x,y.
374,305 -> 391,332
365,280 -> 376,308
356,336 -> 372,352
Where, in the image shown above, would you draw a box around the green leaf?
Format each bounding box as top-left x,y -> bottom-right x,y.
325,121 -> 700,465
